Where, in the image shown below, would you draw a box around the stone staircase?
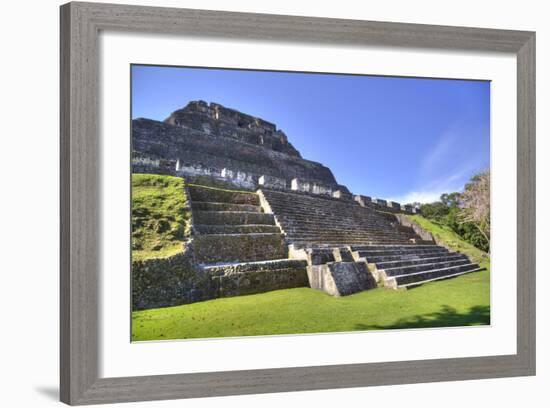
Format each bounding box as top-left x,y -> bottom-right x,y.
187,185 -> 483,296
260,189 -> 421,247
351,244 -> 483,289
259,189 -> 483,290
188,184 -> 309,297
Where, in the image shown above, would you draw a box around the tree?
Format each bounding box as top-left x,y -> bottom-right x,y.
440,192 -> 461,208
415,175 -> 490,253
459,170 -> 490,244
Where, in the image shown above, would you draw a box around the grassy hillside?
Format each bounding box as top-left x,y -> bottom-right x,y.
407,214 -> 490,267
132,213 -> 490,341
131,174 -> 191,261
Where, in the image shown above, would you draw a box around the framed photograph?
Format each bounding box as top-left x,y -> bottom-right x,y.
60,2 -> 535,405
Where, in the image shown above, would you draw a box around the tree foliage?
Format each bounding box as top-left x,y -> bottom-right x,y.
459,170 -> 490,243
418,171 -> 490,253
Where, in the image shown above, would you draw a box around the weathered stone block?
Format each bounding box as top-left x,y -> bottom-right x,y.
291,178 -> 311,193
401,204 -> 413,213
354,195 -> 372,206
311,183 -> 333,196
307,261 -> 377,296
258,175 -> 287,189
388,201 -> 401,209
306,248 -> 335,265
332,248 -> 354,262
332,189 -> 353,200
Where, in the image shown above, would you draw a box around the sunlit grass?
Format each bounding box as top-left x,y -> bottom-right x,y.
131,174 -> 190,262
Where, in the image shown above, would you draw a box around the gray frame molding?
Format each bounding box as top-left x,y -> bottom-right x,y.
60,2 -> 536,405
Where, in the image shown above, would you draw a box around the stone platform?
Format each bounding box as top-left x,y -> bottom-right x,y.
188,184 -> 309,297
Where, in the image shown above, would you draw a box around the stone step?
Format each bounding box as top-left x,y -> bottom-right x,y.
294,237 -> 413,243
283,225 -> 409,232
291,240 -> 413,247
286,231 -> 415,239
373,253 -> 468,269
272,205 -> 383,213
357,247 -> 449,258
278,218 -> 402,227
194,224 -> 281,234
188,184 -> 259,205
281,225 -> 396,232
380,258 -> 472,277
397,267 -> 484,289
193,233 -> 287,263
272,204 -> 377,211
385,263 -> 482,289
291,236 -> 413,243
272,207 -> 378,216
291,238 -> 416,246
193,210 -> 275,226
274,209 -> 390,217
192,201 -> 261,213
361,250 -> 453,264
276,214 -> 389,224
351,244 -> 442,251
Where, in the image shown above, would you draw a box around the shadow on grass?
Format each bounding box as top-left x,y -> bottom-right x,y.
355,305 -> 490,330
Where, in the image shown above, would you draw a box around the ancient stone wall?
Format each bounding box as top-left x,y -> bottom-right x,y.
132,117 -> 337,188
208,260 -> 309,298
132,248 -> 306,309
132,249 -> 217,310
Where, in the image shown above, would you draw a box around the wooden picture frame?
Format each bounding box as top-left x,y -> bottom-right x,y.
60,2 -> 536,405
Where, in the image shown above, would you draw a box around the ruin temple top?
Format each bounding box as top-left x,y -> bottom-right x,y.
164,101 -> 302,157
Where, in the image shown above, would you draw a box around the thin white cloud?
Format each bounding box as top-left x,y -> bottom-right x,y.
387,191 -> 445,205
387,169 -> 469,204
390,122 -> 487,205
419,130 -> 458,178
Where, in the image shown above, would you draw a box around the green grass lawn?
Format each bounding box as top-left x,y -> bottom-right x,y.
131,174 -> 190,261
132,269 -> 490,340
132,214 -> 490,341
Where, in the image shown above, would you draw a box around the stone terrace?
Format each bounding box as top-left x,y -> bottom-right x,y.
188,184 -> 309,297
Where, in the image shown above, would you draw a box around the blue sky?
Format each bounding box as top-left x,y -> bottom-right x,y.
132,65 -> 490,204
